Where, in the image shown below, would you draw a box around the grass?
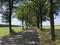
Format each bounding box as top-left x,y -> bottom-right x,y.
12,27 -> 22,32
43,26 -> 60,29
37,26 -> 60,45
0,27 -> 22,39
37,29 -> 57,45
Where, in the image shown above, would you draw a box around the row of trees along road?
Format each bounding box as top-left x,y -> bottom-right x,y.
0,0 -> 60,41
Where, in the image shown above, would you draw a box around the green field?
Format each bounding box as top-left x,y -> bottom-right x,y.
43,26 -> 60,29
0,27 -> 22,38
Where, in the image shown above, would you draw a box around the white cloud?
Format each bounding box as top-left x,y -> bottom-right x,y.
43,18 -> 60,26
42,21 -> 50,26
54,18 -> 60,25
11,18 -> 22,26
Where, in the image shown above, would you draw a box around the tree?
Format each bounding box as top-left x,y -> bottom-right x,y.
15,6 -> 25,30
49,0 -> 55,41
8,0 -> 13,33
46,0 -> 60,41
0,0 -> 13,34
1,0 -> 21,34
15,1 -> 37,29
32,0 -> 48,30
32,0 -> 40,29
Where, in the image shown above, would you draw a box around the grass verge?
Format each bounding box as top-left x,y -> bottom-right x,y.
0,27 -> 23,39
37,29 -> 60,45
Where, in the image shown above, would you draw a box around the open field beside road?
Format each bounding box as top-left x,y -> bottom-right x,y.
0,27 -> 22,38
43,26 -> 60,30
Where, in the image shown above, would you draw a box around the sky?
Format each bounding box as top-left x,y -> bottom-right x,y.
0,14 -> 22,25
43,13 -> 60,26
0,13 -> 60,26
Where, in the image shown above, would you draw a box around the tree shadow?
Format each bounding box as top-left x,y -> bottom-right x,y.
0,28 -> 40,45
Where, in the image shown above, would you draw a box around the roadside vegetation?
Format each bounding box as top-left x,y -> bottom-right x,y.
37,26 -> 60,45
0,27 -> 22,39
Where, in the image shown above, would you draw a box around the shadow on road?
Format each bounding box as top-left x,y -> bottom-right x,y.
0,28 -> 40,45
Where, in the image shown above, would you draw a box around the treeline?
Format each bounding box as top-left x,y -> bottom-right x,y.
0,24 -> 20,27
0,0 -> 60,41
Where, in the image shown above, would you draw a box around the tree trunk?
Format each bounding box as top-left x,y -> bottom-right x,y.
50,0 -> 55,41
50,14 -> 55,41
26,16 -> 29,29
39,0 -> 43,31
25,22 -> 28,29
40,16 -> 43,31
9,0 -> 13,34
40,7 -> 43,31
22,20 -> 24,30
36,16 -> 40,29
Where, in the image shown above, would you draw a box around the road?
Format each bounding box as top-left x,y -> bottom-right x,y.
0,27 -> 40,45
